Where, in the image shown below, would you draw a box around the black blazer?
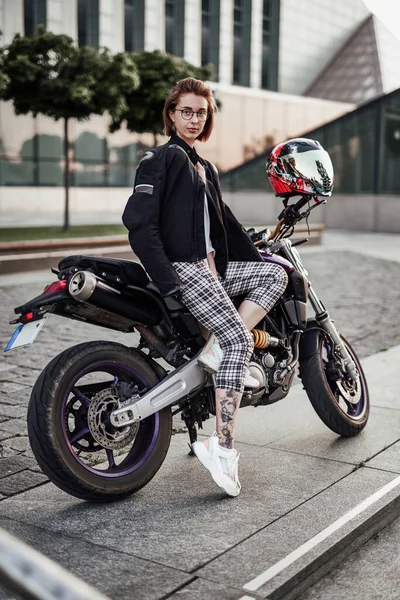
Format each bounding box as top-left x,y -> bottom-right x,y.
122,135 -> 262,295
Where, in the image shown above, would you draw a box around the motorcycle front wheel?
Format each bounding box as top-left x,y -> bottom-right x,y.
299,334 -> 369,437
28,341 -> 172,502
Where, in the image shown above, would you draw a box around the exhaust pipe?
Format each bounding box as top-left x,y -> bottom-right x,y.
68,270 -> 149,324
68,271 -> 120,302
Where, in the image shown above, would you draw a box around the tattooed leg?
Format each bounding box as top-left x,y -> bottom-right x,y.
215,388 -> 243,449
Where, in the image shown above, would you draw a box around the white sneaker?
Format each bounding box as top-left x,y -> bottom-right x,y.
198,342 -> 259,389
192,433 -> 241,497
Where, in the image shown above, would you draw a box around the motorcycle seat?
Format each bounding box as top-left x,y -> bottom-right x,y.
58,255 -> 149,287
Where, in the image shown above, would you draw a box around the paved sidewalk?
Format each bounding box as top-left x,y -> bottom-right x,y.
302,229 -> 400,263
0,230 -> 399,599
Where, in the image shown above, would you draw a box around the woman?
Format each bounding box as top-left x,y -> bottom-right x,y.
122,77 -> 288,497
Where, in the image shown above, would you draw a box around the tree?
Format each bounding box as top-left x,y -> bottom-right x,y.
110,50 -> 216,145
0,41 -> 10,96
0,27 -> 139,230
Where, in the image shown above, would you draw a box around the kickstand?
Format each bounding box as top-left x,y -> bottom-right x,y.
187,425 -> 198,456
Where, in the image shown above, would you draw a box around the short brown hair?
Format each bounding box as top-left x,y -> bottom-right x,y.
163,77 -> 216,142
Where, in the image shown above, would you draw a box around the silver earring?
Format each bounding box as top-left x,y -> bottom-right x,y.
171,124 -> 176,133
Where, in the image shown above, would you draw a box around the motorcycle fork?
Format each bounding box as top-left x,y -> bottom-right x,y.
276,239 -> 359,383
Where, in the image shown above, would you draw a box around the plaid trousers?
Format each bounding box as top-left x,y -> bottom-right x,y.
172,260 -> 288,392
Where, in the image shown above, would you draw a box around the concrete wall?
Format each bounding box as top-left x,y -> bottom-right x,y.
206,84 -> 354,170
0,85 -> 354,177
1,188 -> 400,233
0,187 -> 130,227
222,191 -> 400,233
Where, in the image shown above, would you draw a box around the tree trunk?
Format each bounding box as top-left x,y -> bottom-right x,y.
63,117 -> 70,231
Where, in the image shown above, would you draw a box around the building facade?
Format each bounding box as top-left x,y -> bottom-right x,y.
2,0 -> 395,225
0,0 -> 373,92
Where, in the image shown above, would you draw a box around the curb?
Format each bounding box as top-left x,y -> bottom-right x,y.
0,224 -> 324,275
0,245 -> 134,276
246,475 -> 400,599
0,235 -> 128,254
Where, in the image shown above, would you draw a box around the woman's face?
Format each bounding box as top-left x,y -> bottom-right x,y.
169,93 -> 209,147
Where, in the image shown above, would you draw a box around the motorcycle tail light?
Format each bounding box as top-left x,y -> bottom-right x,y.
43,280 -> 68,294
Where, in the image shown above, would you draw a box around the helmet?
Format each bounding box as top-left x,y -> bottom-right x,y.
266,138 -> 334,198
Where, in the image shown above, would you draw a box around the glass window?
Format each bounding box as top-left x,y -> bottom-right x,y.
261,0 -> 279,91
37,134 -> 63,161
74,132 -> 107,162
202,0 -> 220,78
24,0 -> 47,36
78,0 -> 99,47
124,0 -> 145,52
165,0 -> 185,57
0,159 -> 36,186
382,95 -> 400,193
39,161 -> 63,186
73,162 -> 106,187
233,0 -> 251,87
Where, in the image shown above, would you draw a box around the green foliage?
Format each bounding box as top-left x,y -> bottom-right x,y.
0,224 -> 126,242
0,26 -> 140,230
110,50 -> 216,135
0,32 -> 10,97
0,26 -> 139,121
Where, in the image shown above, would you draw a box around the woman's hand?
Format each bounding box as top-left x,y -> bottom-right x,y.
194,162 -> 206,183
207,252 -> 218,280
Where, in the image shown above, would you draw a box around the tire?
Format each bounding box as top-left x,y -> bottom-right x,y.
299,334 -> 369,437
27,341 -> 172,502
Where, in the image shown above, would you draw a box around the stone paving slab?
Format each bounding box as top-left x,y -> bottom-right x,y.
0,517 -> 192,600
0,405 -> 26,419
195,467 -> 398,596
367,441 -> 400,474
0,418 -> 28,436
0,469 -> 47,496
0,238 -> 399,599
358,345 -> 400,411
0,434 -> 353,573
267,405 -> 400,465
0,382 -> 32,405
0,436 -> 32,457
0,456 -> 35,478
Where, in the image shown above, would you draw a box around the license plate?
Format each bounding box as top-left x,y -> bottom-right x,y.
4,316 -> 48,352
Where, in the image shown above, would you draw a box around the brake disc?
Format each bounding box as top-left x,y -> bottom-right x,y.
336,378 -> 362,405
87,388 -> 139,449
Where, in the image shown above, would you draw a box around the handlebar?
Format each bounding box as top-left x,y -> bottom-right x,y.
293,195 -> 312,212
278,195 -> 313,227
246,195 -> 316,246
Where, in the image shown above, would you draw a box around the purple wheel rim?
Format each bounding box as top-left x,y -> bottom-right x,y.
323,342 -> 367,420
61,361 -> 160,478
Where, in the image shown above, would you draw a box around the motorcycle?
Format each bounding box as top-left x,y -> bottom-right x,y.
5,194 -> 369,502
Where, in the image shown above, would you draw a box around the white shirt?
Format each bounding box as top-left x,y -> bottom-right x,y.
204,193 -> 215,255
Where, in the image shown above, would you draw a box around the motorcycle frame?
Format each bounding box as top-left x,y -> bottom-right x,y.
110,237 -> 359,428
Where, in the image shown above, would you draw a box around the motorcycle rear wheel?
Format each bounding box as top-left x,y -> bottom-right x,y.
28,341 -> 172,502
299,334 -> 369,437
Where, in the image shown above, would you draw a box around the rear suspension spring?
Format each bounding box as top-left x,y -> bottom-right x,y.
251,329 -> 281,349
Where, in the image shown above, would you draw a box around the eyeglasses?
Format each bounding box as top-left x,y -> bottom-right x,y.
174,109 -> 209,122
